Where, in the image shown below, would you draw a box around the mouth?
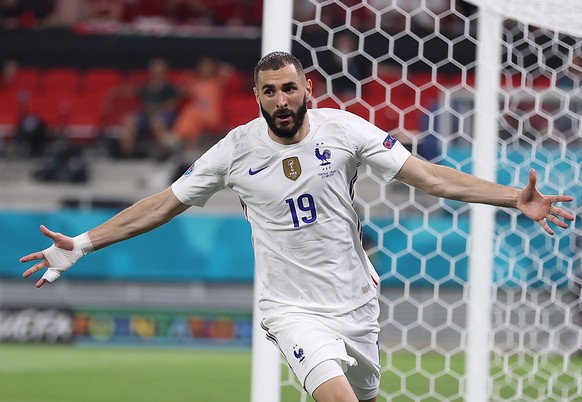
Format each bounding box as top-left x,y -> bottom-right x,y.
274,111 -> 293,123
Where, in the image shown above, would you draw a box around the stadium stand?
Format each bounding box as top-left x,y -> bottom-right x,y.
0,61 -> 555,162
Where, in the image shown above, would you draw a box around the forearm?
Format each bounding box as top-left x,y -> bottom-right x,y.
396,157 -> 521,209
87,188 -> 188,251
428,164 -> 520,208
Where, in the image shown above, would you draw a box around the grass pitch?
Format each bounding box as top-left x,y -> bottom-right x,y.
0,344 -> 251,402
1,344 -> 581,401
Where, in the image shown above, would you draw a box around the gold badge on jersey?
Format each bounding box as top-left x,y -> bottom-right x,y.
282,157 -> 302,181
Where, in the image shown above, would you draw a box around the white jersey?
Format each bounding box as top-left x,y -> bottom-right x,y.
171,108 -> 411,315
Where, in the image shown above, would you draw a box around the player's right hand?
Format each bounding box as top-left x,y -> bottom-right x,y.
21,225 -> 86,288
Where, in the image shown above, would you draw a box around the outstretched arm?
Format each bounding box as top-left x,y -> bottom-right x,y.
21,187 -> 190,288
395,156 -> 574,235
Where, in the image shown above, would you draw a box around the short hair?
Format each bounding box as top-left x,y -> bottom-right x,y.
253,51 -> 305,84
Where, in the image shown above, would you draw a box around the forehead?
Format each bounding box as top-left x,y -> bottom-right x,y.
256,64 -> 304,88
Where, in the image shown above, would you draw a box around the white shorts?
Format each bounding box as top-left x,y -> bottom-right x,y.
261,298 -> 381,398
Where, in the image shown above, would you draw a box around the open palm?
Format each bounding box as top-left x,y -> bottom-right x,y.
20,225 -> 74,288
516,169 -> 574,235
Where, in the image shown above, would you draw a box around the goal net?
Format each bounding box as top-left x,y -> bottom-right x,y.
263,1 -> 582,401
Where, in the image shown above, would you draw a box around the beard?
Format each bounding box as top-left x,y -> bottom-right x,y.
260,96 -> 308,139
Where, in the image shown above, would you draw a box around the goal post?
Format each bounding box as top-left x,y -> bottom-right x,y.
255,1 -> 581,401
251,3 -> 293,402
465,6 -> 502,402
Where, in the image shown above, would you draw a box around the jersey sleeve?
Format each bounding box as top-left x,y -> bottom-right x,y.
349,116 -> 411,182
171,135 -> 232,207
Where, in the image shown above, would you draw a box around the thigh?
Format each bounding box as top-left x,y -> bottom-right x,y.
343,333 -> 380,401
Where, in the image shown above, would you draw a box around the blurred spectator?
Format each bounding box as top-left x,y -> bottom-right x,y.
1,0 -> 264,31
112,57 -> 180,159
0,0 -> 55,29
14,114 -> 48,157
1,59 -> 47,157
45,0 -> 83,28
165,0 -> 216,26
1,58 -> 19,88
319,32 -> 370,98
370,0 -> 450,34
554,54 -> 582,143
172,57 -> 232,152
213,0 -> 261,27
81,0 -> 124,23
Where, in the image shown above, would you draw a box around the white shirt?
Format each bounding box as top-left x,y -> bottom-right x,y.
171,108 -> 411,315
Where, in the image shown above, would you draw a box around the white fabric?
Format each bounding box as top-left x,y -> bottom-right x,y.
261,297 -> 381,396
41,232 -> 94,282
304,359 -> 345,396
465,0 -> 582,38
172,108 -> 411,315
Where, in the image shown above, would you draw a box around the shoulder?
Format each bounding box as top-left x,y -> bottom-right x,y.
310,107 -> 354,121
212,117 -> 264,155
310,107 -> 378,142
310,107 -> 369,129
226,116 -> 264,141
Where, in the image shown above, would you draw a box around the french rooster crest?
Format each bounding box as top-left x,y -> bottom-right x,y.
315,147 -> 331,166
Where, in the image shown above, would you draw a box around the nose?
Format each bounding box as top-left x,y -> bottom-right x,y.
276,91 -> 288,109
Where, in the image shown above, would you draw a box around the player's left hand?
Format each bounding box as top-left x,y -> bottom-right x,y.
517,169 -> 574,235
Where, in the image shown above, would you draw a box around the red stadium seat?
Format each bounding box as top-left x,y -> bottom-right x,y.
167,69 -> 188,86
42,68 -> 81,94
362,80 -> 388,106
223,93 -> 259,129
389,82 -> 422,132
0,91 -> 20,140
314,97 -> 341,109
26,91 -> 72,128
83,68 -> 123,96
346,102 -> 371,120
4,67 -> 41,92
375,104 -> 401,132
125,69 -> 149,87
65,92 -> 106,144
101,94 -> 141,127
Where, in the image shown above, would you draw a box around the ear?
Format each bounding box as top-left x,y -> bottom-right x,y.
305,78 -> 313,101
253,87 -> 260,105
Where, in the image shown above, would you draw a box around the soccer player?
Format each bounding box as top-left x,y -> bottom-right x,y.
21,52 -> 574,402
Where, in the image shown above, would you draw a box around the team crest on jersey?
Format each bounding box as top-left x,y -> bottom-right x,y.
282,157 -> 302,181
383,133 -> 397,149
314,146 -> 331,166
315,142 -> 336,179
184,163 -> 195,176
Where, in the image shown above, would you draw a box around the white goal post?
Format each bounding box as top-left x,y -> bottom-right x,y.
253,1 -> 581,401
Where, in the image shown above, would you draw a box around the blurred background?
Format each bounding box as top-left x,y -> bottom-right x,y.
0,0 -> 265,351
0,1 -> 581,401
0,3 -> 264,399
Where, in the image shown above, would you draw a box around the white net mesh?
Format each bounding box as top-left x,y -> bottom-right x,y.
280,1 -> 582,401
465,0 -> 582,38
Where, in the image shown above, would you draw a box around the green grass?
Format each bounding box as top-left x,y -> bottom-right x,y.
1,344 -> 581,402
0,344 -> 251,402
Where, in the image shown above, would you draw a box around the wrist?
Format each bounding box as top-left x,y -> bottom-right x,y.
74,232 -> 94,255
